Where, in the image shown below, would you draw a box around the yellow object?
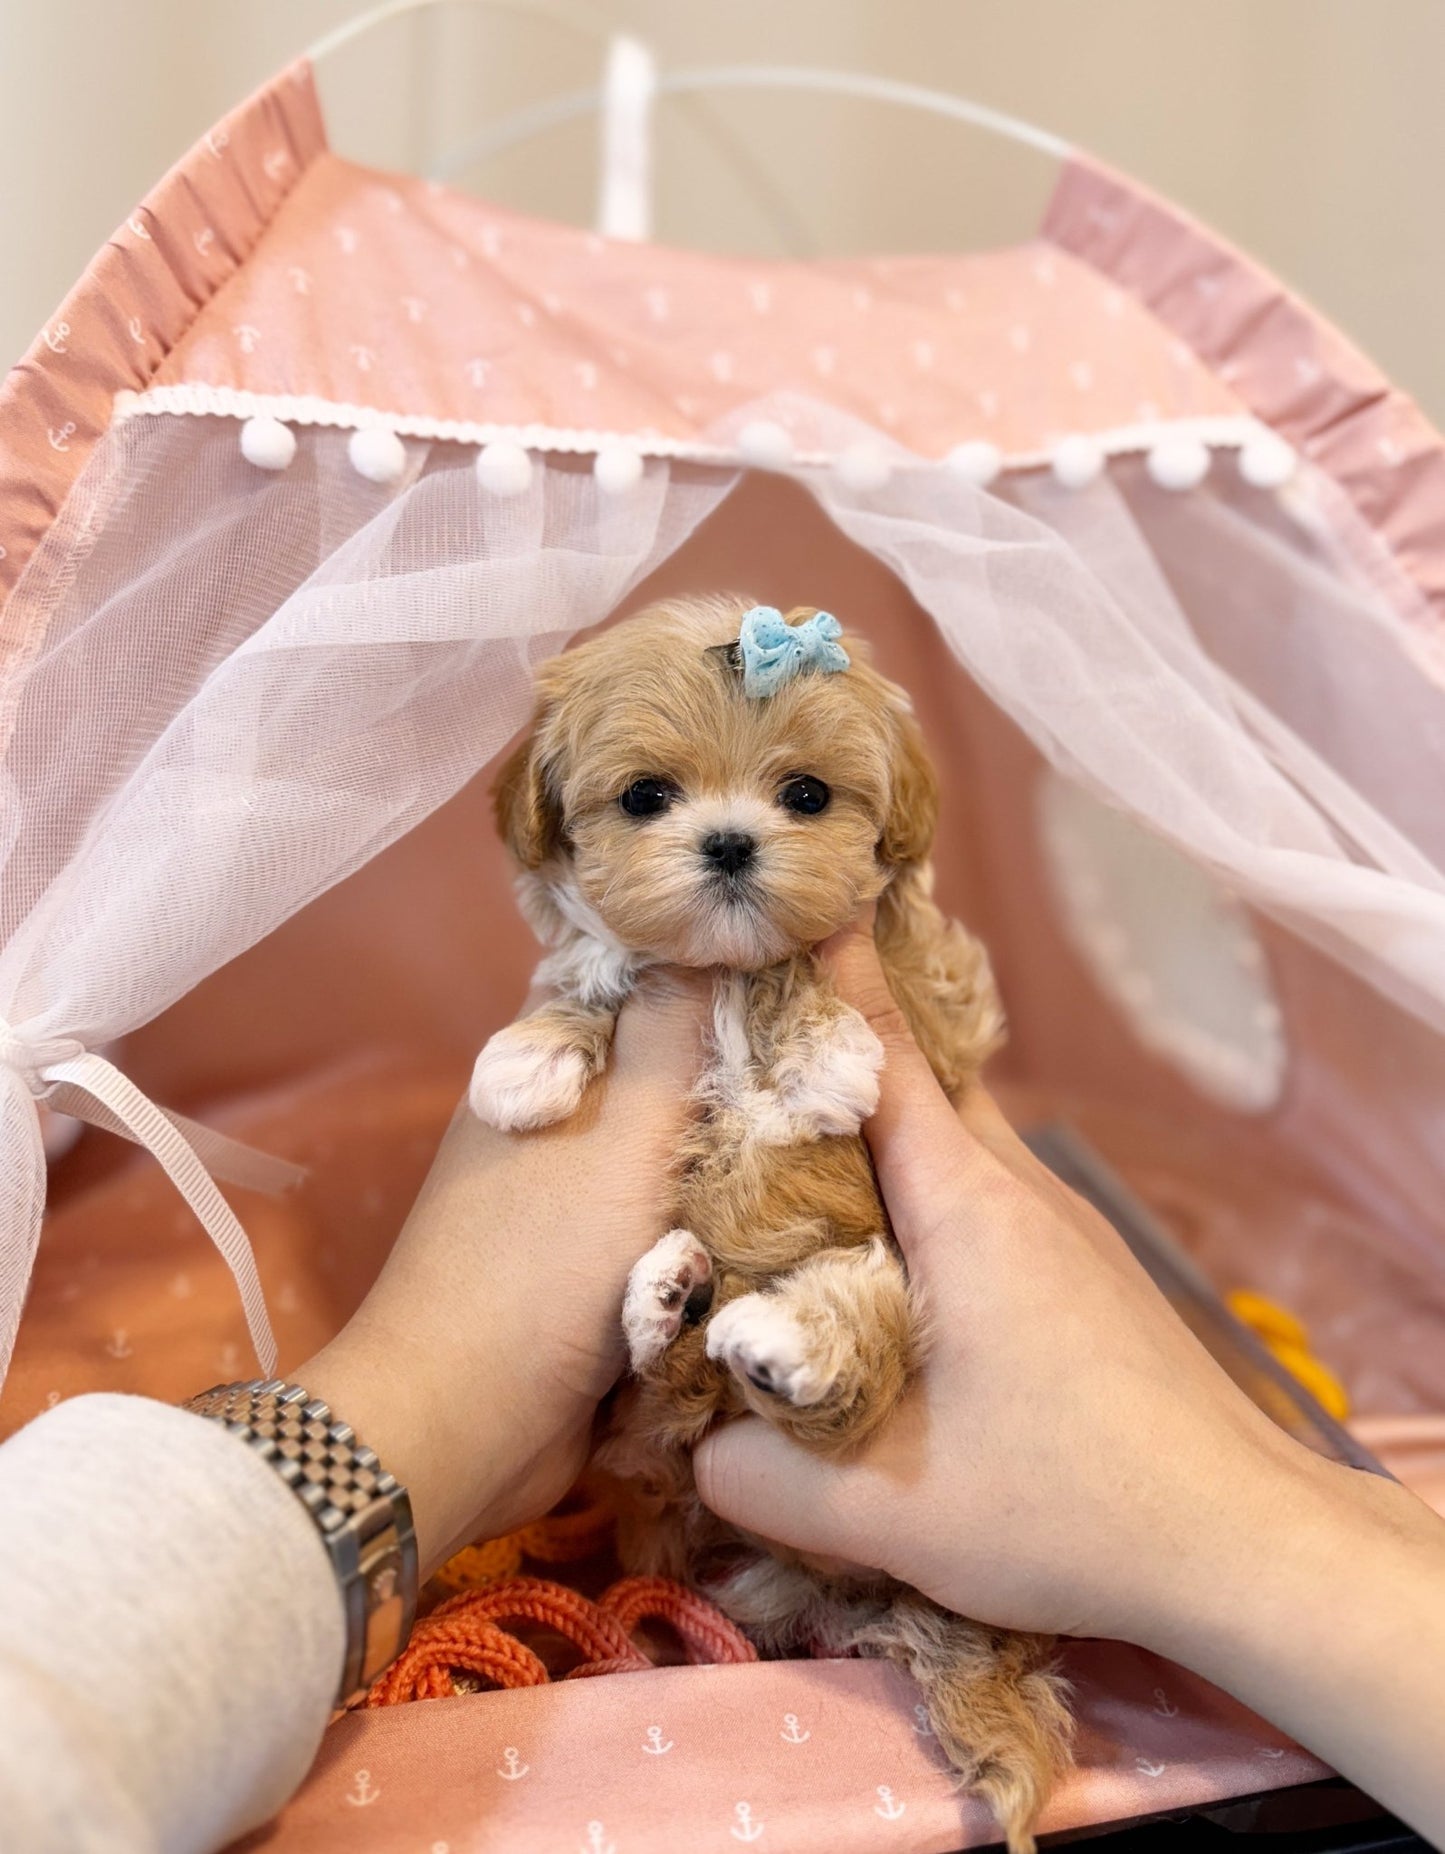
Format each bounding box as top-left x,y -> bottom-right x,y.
1227,1288 -> 1351,1421
1263,1339 -> 1352,1422
1226,1288 -> 1309,1350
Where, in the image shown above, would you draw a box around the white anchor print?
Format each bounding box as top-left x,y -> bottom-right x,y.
912,339 -> 935,372
708,351 -> 736,384
262,149 -> 290,181
496,1746 -> 529,1780
193,226 -> 216,257
1151,1687 -> 1179,1718
288,267 -> 311,295
345,1768 -> 380,1806
748,279 -> 772,314
852,285 -> 872,312
673,394 -> 697,418
128,317 -> 145,345
1009,323 -> 1032,354
350,345 -> 376,373
944,287 -> 967,312
380,187 -> 405,215
277,1281 -> 301,1315
335,226 -> 360,255
730,1801 -> 764,1842
1032,253 -> 1057,287
780,1713 -> 810,1744
205,128 -> 230,159
1087,202 -> 1123,233
1294,356 -> 1322,386
42,321 -> 71,353
541,291 -> 563,315
811,346 -> 837,377
47,422 -> 77,452
169,1273 -> 193,1300
45,1390 -> 61,1409
450,245 -> 469,271
584,231 -> 604,255
217,1342 -> 241,1375
234,325 -> 261,354
911,1703 -> 934,1737
1258,1747 -> 1287,1761
643,287 -> 670,322
480,225 -> 502,259
576,361 -> 599,390
579,1824 -> 614,1854
127,215 -> 151,240
1135,1758 -> 1167,1779
874,1786 -> 906,1820
401,296 -> 428,323
641,1725 -> 673,1755
1069,359 -> 1094,391
1103,287 -> 1126,318
977,388 -> 1000,419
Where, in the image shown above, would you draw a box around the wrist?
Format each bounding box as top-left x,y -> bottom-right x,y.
297,1315 -> 509,1578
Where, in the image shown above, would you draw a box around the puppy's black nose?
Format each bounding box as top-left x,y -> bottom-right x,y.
700,830 -> 756,876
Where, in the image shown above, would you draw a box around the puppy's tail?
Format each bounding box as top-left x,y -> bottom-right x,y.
852,1599 -> 1073,1854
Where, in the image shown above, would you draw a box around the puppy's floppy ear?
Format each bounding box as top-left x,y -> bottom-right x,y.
878,698 -> 939,868
493,703 -> 564,870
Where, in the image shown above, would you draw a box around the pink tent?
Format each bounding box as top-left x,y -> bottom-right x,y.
2,41 -> 1443,1851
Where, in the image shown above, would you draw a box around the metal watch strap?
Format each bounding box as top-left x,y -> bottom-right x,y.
183,1378 -> 418,1707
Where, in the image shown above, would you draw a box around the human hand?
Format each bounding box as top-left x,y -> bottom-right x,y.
298,970 -> 709,1575
693,917 -> 1336,1649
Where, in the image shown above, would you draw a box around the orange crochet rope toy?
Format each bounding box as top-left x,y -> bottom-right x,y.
366,1495 -> 756,1707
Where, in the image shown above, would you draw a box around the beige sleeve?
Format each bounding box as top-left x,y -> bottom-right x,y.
0,1392 -> 344,1853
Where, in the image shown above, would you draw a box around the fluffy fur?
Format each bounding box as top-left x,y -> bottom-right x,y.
471,594 -> 1072,1851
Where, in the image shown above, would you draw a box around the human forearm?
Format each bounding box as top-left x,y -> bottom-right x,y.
1142,1447 -> 1445,1846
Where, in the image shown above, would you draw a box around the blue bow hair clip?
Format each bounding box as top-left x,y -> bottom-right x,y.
729,605 -> 851,700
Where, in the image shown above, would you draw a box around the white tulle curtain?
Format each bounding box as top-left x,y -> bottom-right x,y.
0,415 -> 736,1381
757,399 -> 1445,1041
4,392 -> 1445,1385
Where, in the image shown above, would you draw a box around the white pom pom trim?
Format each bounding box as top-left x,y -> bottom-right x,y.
475,440 -> 534,497
1146,433 -> 1212,491
835,441 -> 893,494
1237,429 -> 1297,490
736,419 -> 795,471
239,415 -> 296,471
1050,434 -> 1105,490
348,426 -> 408,486
594,444 -> 644,495
945,439 -> 1002,488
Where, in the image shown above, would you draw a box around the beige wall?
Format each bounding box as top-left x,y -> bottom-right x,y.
3,1 -> 1442,420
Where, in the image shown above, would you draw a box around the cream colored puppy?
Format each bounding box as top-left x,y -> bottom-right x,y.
471,594 -> 1071,1853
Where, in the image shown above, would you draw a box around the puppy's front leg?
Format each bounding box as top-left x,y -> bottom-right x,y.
759,997 -> 884,1143
469,994 -> 617,1130
706,1239 -> 914,1454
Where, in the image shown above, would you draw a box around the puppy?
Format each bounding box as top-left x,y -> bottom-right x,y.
470,594 -> 1072,1851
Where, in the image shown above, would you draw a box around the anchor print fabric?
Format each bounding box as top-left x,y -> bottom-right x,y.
232,1651 -> 1326,1853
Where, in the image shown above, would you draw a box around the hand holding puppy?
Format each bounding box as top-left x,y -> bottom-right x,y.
696,916 -> 1445,1847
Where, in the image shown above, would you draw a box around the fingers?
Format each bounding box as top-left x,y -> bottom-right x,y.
609,966 -> 712,1098
820,915 -> 998,1247
693,1417 -> 886,1572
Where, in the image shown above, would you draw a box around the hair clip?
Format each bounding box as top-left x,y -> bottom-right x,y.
709,607 -> 850,700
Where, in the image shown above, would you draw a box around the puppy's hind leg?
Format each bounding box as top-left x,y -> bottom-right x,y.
623,1230 -> 714,1374
705,1239 -> 913,1454
854,1600 -> 1073,1854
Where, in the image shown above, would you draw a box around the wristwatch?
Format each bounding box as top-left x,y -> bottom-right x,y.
183,1379 -> 418,1707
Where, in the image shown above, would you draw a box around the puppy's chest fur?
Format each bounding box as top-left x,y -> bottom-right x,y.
678,960 -> 889,1282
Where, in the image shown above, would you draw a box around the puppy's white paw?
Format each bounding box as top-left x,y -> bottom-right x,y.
468,1022 -> 591,1130
623,1229 -> 714,1373
770,1006 -> 884,1141
706,1293 -> 832,1406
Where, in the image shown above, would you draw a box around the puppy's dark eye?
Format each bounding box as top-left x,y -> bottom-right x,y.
619,777 -> 678,818
778,775 -> 831,815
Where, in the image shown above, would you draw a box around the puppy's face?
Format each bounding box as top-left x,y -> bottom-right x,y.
496,596 -> 937,969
